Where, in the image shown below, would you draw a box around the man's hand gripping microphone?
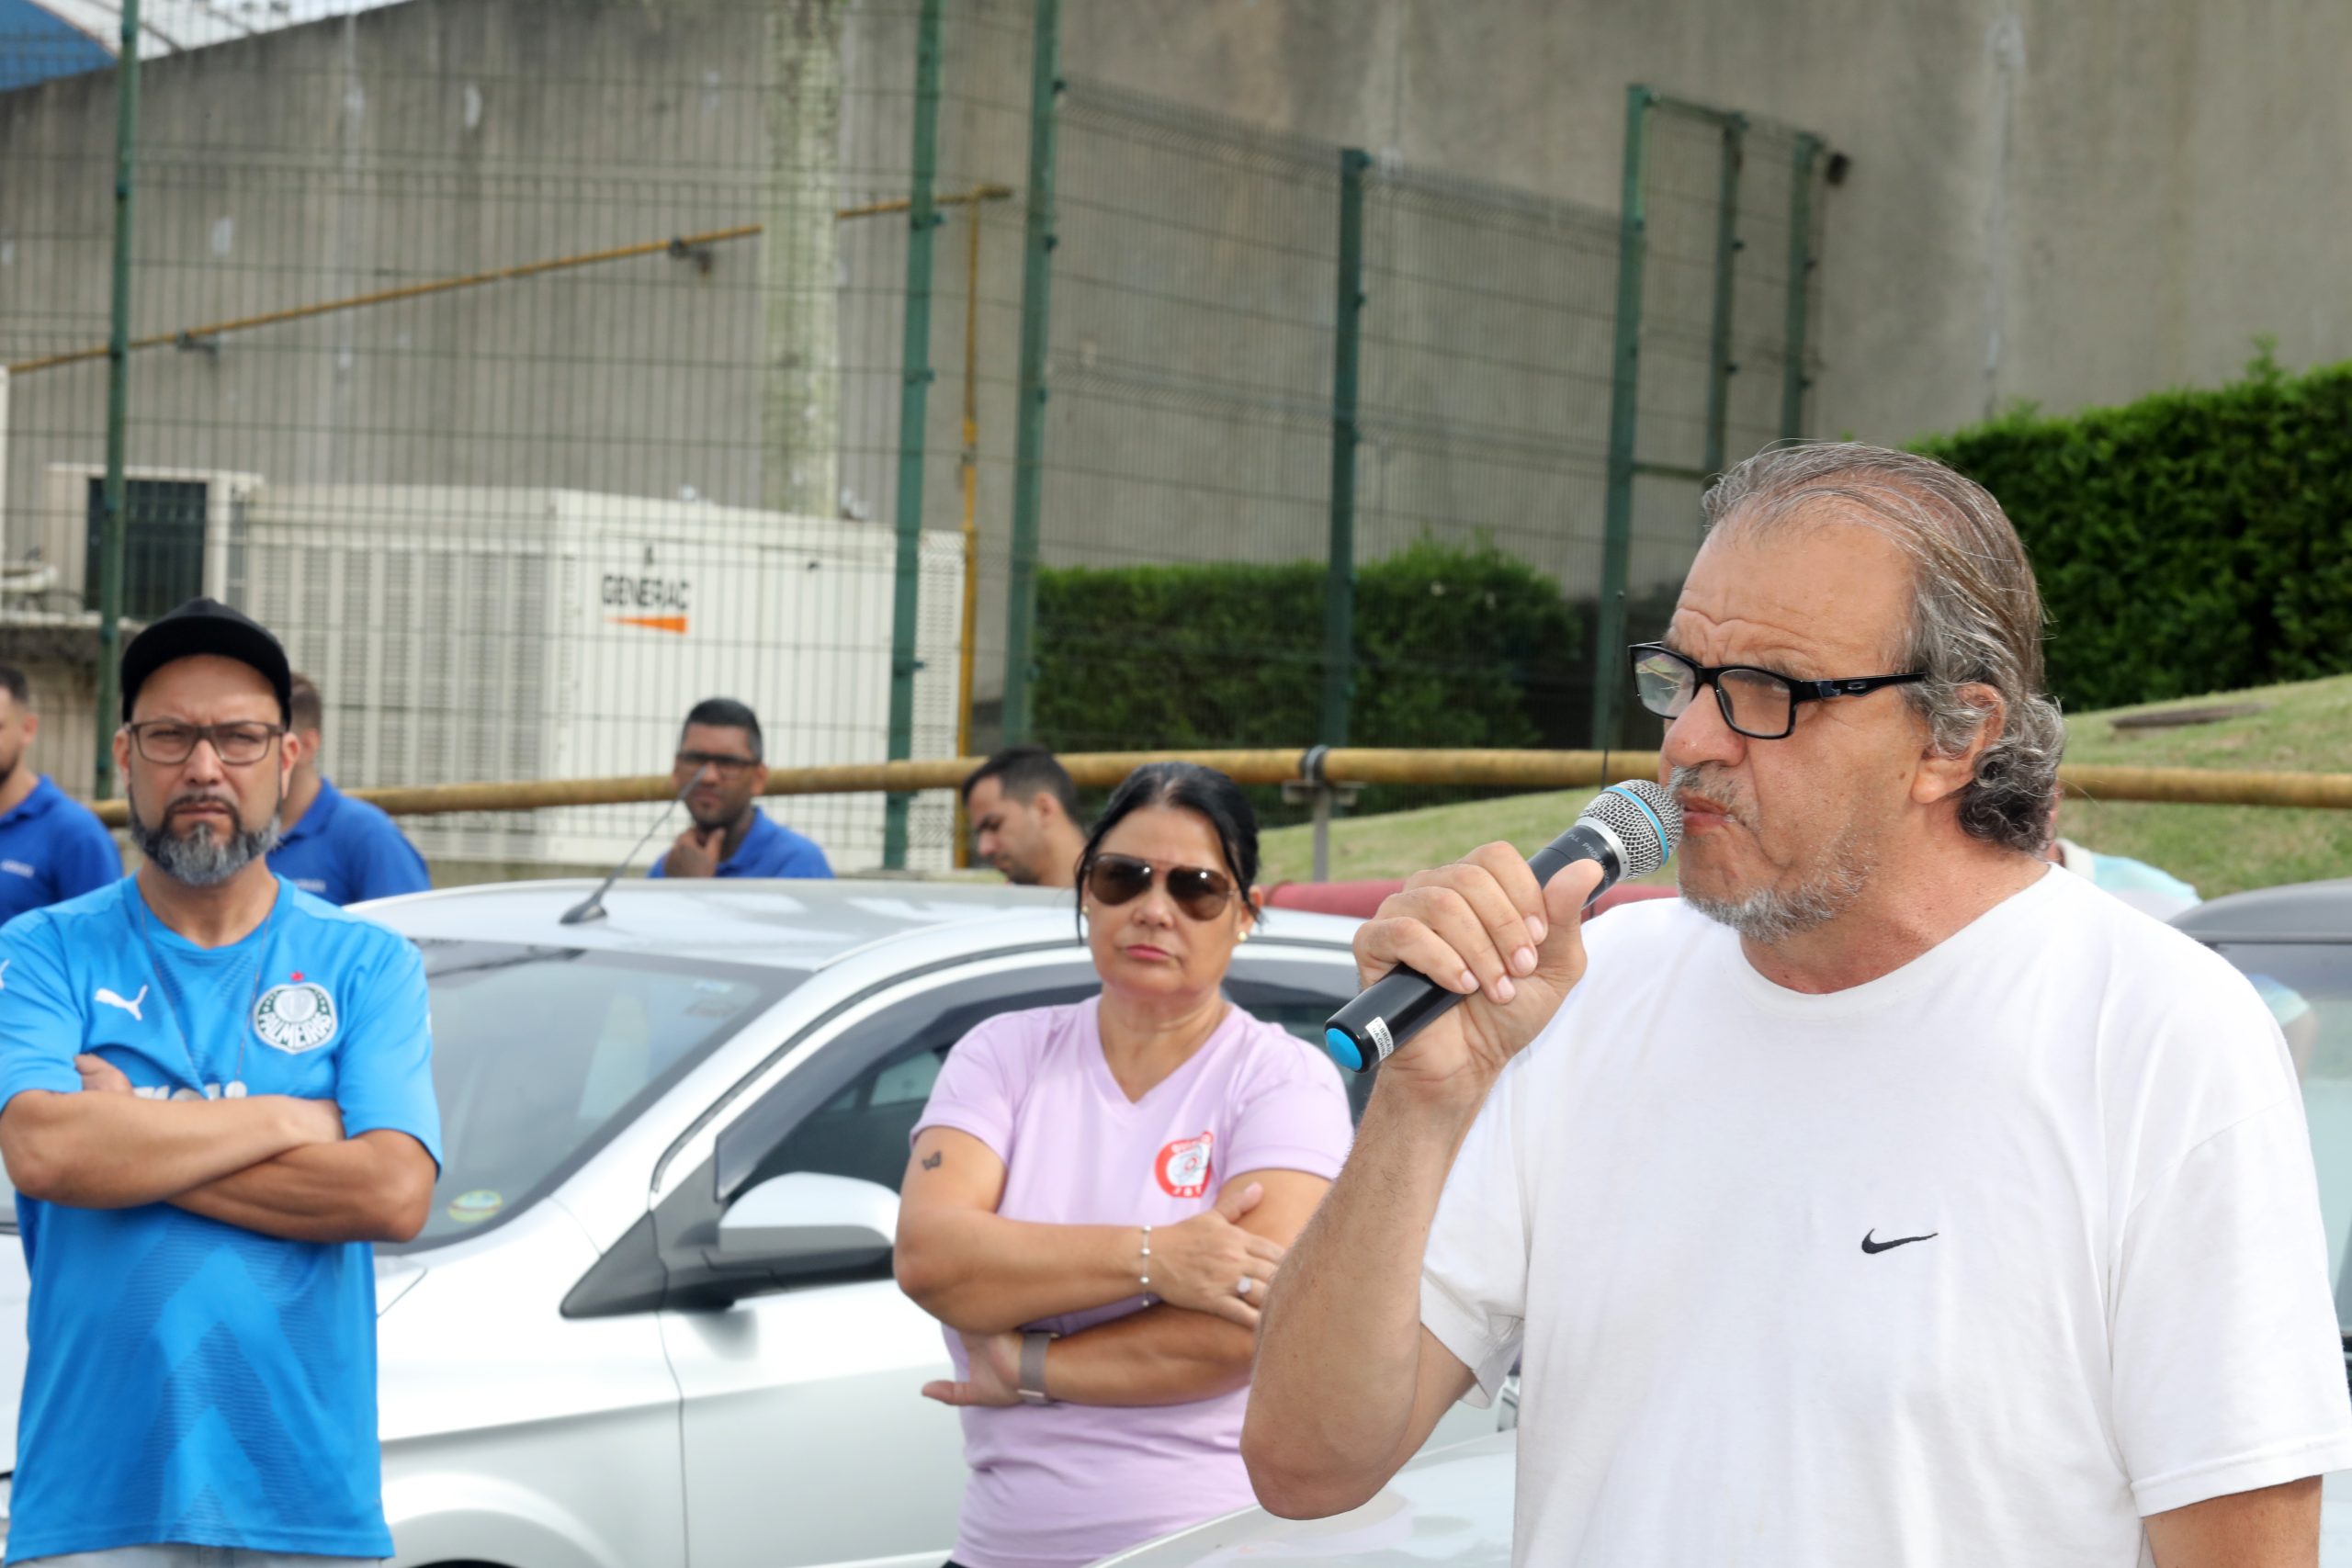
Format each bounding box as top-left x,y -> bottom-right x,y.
1321,780 -> 1683,1073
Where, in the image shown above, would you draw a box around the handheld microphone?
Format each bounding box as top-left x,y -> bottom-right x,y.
1321,779 -> 1683,1073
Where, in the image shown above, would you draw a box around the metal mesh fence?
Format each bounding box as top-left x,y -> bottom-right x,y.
1023,80 -> 1826,761
2,1 -> 1824,873
0,0 -> 1039,872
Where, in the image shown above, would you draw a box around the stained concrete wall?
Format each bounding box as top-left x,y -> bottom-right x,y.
5,0 -> 2347,740
1046,0 -> 2352,446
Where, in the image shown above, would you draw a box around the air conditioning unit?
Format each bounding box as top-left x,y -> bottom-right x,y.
219,485 -> 965,875
38,462 -> 266,614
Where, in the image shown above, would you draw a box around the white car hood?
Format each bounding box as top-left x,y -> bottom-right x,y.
1099,1431 -> 2352,1567
1097,1432 -> 1515,1566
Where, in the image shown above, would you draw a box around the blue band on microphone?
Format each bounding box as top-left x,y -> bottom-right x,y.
1604,782 -> 1672,863
1324,1027 -> 1364,1073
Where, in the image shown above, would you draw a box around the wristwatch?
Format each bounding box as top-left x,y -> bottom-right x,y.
1018,1330 -> 1057,1405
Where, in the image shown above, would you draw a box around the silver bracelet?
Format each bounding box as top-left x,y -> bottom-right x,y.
1018,1329 -> 1056,1405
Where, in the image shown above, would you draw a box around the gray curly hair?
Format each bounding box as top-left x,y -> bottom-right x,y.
1700,443 -> 2064,854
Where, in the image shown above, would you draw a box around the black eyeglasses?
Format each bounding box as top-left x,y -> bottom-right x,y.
675,750 -> 762,775
125,719 -> 286,766
1631,643 -> 1927,740
1086,853 -> 1238,922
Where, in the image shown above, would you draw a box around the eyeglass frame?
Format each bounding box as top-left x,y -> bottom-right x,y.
673,750 -> 763,775
1629,642 -> 1928,741
1083,852 -> 1241,922
122,718 -> 288,766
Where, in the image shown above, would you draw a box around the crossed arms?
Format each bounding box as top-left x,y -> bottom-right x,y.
0,1054 -> 434,1244
895,1125 -> 1328,1407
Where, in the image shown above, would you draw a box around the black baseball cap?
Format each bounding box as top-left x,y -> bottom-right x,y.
119,598 -> 294,724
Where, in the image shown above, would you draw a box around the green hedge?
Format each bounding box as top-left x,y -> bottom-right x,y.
1913,350 -> 2352,712
1033,538 -> 1583,816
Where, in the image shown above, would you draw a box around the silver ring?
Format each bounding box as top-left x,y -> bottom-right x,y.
1236,1276 -> 1253,1298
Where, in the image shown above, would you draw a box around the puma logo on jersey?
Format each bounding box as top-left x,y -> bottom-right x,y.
95,986 -> 147,1022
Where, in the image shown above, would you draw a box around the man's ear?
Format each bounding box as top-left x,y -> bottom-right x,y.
1912,682 -> 2004,808
20,711 -> 38,745
1030,792 -> 1063,825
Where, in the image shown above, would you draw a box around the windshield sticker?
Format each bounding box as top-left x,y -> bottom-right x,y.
447,1190 -> 504,1225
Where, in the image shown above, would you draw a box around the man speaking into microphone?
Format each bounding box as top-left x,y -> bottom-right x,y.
1244,445 -> 2352,1566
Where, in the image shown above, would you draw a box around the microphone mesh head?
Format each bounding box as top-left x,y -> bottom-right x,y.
1577,778 -> 1684,878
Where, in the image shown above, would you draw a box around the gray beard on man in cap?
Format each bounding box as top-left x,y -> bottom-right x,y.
128,795 -> 281,889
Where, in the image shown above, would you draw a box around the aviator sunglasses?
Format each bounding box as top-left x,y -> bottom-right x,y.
1085,853 -> 1238,921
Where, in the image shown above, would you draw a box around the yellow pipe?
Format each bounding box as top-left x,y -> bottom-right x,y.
6,185 -> 1017,378
85,750 -> 2352,827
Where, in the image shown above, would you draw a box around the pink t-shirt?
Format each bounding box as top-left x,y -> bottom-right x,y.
911,995 -> 1354,1568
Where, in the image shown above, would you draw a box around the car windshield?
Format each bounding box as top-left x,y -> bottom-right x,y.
0,939 -> 803,1247
2207,942 -> 2352,1322
387,939 -> 802,1251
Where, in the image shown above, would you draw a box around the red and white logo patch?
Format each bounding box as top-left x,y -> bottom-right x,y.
1155,1131 -> 1216,1199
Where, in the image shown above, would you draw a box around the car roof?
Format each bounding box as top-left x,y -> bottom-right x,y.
363,877 -> 1363,970
2173,878 -> 2352,942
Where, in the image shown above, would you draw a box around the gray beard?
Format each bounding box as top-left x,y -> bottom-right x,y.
1670,765 -> 1875,944
129,801 -> 281,888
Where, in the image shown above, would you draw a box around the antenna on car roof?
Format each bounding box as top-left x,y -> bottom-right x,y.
560,764 -> 709,926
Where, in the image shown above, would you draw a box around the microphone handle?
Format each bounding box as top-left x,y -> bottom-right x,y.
1321,824 -> 1623,1075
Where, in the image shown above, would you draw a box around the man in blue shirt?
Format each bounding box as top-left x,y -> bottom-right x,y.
0,597 -> 440,1566
268,672 -> 431,905
651,696 -> 832,880
0,662 -> 122,927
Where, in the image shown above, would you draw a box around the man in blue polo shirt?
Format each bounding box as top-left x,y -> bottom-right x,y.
651,696 -> 832,879
0,597 -> 439,1566
268,672 -> 431,904
0,662 -> 121,926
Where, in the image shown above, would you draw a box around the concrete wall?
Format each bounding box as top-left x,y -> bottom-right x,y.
6,0 -> 2348,746
1057,0 -> 2352,447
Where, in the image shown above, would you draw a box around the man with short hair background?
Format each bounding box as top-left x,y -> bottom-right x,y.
962,743 -> 1086,887
0,596 -> 440,1566
1245,446 -> 2352,1566
654,696 -> 831,879
267,672 -> 432,905
0,662 -> 121,927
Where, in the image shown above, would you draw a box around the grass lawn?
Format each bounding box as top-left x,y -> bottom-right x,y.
1259,672 -> 2352,898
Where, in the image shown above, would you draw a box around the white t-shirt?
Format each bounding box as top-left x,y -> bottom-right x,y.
1420,865 -> 2352,1567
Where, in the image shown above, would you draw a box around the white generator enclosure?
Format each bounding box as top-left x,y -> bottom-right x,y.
219,486 -> 964,874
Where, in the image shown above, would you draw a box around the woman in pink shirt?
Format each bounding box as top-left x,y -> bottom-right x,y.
896,762 -> 1354,1568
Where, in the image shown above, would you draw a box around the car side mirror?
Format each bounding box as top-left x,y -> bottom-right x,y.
713,1171 -> 899,1278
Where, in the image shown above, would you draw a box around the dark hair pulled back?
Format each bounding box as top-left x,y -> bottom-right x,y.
1074,762 -> 1261,933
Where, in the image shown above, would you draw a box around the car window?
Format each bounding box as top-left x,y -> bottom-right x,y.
0,942 -> 803,1245
730,973 -> 1097,1201
390,941 -> 803,1252
721,951 -> 1366,1207
2207,942 -> 2352,1314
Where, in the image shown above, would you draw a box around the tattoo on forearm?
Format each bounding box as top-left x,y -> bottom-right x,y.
922,1151 -> 943,1170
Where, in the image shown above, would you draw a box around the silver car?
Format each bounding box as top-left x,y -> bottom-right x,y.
0,878 -> 1492,1566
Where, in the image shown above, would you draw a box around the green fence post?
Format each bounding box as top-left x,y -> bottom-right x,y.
881,0 -> 943,870
999,0 -> 1061,745
93,0 -> 142,798
1322,149 -> 1369,752
1780,133 -> 1822,441
1702,115 -> 1746,480
1593,85 -> 1653,750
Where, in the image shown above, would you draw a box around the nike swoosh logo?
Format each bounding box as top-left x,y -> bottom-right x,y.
1860,1229 -> 1938,1254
